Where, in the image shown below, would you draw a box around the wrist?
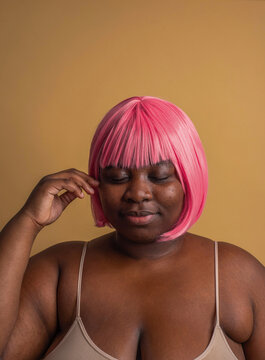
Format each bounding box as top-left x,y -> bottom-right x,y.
16,209 -> 44,233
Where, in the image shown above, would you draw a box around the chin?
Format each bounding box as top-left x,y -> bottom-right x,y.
117,227 -> 164,244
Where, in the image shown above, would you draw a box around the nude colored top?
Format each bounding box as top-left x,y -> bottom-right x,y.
43,241 -> 240,359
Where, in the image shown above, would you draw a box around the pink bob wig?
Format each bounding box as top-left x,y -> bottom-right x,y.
88,96 -> 208,242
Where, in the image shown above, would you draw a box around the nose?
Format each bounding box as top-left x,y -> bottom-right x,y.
122,175 -> 152,203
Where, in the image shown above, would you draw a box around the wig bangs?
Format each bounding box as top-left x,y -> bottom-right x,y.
100,105 -> 176,166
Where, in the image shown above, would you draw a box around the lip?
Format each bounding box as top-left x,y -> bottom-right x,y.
125,214 -> 156,225
122,211 -> 158,225
124,210 -> 156,216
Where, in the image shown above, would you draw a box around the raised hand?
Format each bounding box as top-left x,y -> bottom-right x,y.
20,168 -> 99,228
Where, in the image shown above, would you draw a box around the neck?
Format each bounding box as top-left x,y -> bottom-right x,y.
112,231 -> 186,261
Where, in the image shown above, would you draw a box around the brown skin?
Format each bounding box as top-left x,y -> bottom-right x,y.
0,166 -> 264,359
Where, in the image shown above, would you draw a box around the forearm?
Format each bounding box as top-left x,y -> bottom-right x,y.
0,210 -> 42,352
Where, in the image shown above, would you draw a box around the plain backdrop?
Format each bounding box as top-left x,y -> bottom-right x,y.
0,0 -> 264,264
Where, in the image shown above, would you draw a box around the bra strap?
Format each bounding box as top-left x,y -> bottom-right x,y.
76,242 -> 88,318
214,241 -> 220,326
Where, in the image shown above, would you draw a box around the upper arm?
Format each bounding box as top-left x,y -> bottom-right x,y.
242,254 -> 265,359
2,246 -> 60,360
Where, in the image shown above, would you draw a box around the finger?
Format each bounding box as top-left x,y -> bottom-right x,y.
61,179 -> 86,198
62,177 -> 95,195
80,181 -> 95,195
59,190 -> 80,210
69,169 -> 100,185
41,175 -> 95,195
44,178 -> 85,199
71,170 -> 100,187
42,169 -> 100,187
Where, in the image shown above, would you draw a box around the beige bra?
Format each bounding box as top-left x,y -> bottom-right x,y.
43,241 -> 241,359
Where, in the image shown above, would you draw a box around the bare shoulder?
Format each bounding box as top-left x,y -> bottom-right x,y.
217,241 -> 265,281
22,241 -> 87,309
187,232 -> 264,274
31,232 -> 113,266
186,232 -> 264,295
191,234 -> 265,306
31,240 -> 86,262
26,239 -> 86,293
28,230 -> 113,277
217,241 -> 265,305
24,237 -> 109,306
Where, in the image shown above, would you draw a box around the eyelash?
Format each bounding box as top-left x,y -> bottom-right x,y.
150,176 -> 169,182
110,178 -> 128,183
110,176 -> 169,183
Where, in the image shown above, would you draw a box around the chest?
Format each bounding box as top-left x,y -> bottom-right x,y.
55,257 -> 248,359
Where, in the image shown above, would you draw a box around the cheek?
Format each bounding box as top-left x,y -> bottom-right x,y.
158,183 -> 184,206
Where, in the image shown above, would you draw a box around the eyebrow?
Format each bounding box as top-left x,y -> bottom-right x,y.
103,160 -> 172,170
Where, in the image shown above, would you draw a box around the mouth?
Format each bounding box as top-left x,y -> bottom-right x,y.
122,210 -> 158,225
124,211 -> 156,216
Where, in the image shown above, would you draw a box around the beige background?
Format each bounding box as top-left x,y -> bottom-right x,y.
0,0 -> 264,264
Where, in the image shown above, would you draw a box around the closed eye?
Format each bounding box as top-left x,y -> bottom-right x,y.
150,176 -> 169,182
110,177 -> 129,183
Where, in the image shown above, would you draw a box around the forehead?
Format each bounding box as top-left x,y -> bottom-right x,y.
102,160 -> 174,171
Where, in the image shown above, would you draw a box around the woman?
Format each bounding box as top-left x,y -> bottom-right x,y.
0,96 -> 264,360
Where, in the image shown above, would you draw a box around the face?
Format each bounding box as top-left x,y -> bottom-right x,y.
98,160 -> 185,243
